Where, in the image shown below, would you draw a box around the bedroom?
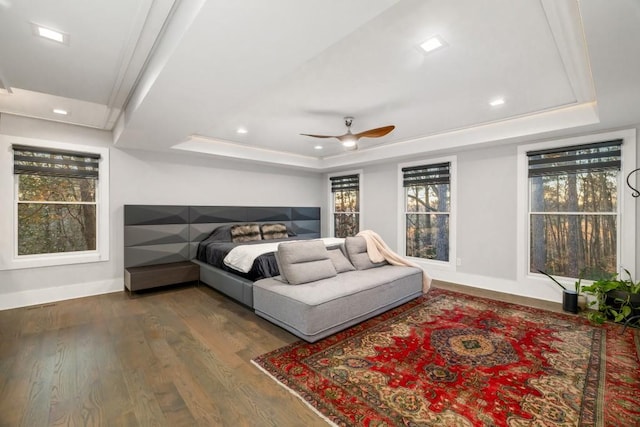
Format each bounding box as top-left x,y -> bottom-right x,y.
0,0 -> 639,425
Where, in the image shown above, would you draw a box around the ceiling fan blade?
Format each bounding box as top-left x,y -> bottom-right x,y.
301,120 -> 394,150
300,133 -> 338,139
354,125 -> 395,139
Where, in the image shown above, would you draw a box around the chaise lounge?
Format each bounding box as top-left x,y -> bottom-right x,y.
252,236 -> 424,342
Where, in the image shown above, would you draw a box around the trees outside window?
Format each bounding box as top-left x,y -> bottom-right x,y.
330,174 -> 359,238
403,162 -> 450,261
528,140 -> 621,280
14,145 -> 99,256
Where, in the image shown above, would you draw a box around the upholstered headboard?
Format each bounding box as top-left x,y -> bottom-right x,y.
124,205 -> 321,268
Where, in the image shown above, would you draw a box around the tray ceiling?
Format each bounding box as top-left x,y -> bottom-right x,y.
1,0 -> 639,170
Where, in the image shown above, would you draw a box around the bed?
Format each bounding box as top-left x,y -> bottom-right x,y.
196,225 -> 305,281
124,205 -> 323,307
195,225 -> 344,306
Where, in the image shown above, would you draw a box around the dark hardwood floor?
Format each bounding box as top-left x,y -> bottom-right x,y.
0,281 -> 562,427
0,284 -> 326,427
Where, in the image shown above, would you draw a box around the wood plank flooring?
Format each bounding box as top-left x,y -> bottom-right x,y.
0,284 -> 325,427
0,281 -> 562,427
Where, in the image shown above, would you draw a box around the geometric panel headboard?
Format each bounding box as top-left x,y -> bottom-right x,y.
124,205 -> 321,268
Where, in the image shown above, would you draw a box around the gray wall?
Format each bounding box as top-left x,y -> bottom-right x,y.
360,162 -> 398,244
1,112 -> 638,309
456,144 -> 517,280
356,144 -> 519,280
354,126 -> 640,301
0,114 -> 323,308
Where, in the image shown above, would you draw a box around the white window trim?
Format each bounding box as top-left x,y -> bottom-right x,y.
0,135 -> 110,270
516,129 -> 637,293
327,169 -> 363,237
397,155 -> 457,271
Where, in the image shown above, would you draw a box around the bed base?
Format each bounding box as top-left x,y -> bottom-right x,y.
193,260 -> 255,307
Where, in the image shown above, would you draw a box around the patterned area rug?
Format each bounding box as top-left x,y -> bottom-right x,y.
252,289 -> 640,426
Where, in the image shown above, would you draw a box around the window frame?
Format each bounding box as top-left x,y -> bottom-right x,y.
517,129 -> 636,290
328,169 -> 362,238
398,156 -> 457,270
0,135 -> 110,270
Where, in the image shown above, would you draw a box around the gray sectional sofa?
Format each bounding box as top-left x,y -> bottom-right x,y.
253,236 -> 423,342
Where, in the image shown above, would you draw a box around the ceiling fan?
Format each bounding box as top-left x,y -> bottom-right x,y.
301,117 -> 395,150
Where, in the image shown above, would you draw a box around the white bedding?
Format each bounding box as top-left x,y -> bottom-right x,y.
223,238 -> 344,273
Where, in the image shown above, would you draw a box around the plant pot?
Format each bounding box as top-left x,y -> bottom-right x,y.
577,294 -> 588,311
604,290 -> 640,319
562,290 -> 579,314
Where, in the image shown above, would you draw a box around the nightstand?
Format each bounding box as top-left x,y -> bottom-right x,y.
124,261 -> 199,292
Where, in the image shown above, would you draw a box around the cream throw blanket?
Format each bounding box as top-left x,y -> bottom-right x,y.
356,230 -> 432,293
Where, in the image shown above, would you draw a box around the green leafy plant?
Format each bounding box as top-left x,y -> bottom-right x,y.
580,269 -> 640,325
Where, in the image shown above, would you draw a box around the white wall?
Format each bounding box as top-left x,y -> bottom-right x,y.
0,114 -> 323,309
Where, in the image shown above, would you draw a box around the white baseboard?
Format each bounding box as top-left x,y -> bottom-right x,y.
0,271 -> 560,311
0,278 -> 123,310
429,270 -> 558,304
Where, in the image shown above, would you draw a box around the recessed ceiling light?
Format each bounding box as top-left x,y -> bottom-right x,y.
314,145 -> 323,150
489,98 -> 505,107
53,108 -> 68,115
236,128 -> 248,134
31,23 -> 69,45
419,36 -> 446,53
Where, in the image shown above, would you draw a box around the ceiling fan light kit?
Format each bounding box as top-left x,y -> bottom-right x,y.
301,117 -> 395,151
340,135 -> 357,148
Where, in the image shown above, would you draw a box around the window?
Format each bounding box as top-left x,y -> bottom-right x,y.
0,138 -> 109,271
13,145 -> 100,256
527,140 -> 621,280
402,162 -> 451,261
330,173 -> 360,238
1,138 -> 110,271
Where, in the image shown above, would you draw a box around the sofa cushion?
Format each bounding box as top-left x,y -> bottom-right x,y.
345,236 -> 387,270
277,240 -> 337,285
327,248 -> 356,273
253,265 -> 423,340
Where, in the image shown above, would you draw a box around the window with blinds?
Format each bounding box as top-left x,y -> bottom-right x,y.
330,174 -> 360,238
13,145 -> 100,256
402,162 -> 450,261
527,139 -> 622,279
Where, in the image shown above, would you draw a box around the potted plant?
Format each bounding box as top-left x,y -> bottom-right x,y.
580,269 -> 640,326
538,270 -> 584,313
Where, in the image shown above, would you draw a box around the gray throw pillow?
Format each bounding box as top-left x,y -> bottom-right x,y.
345,236 -> 388,270
327,248 -> 356,273
277,240 -> 337,285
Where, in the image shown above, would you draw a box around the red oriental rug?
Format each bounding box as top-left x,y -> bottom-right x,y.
252,288 -> 640,426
